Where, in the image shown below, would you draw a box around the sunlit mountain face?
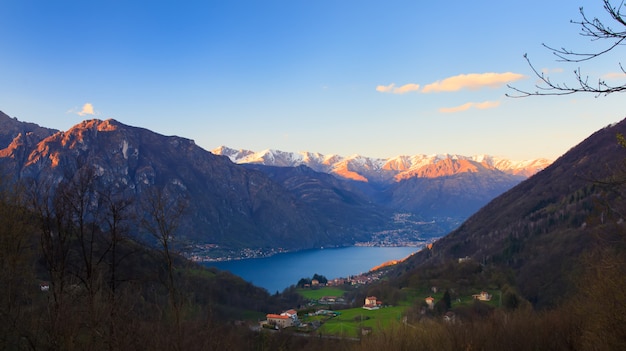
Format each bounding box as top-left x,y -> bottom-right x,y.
212,145 -> 551,185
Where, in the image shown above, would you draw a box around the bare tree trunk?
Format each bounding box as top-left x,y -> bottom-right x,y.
141,186 -> 187,350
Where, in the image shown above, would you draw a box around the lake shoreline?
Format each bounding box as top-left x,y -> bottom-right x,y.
189,240 -> 429,263
202,246 -> 423,293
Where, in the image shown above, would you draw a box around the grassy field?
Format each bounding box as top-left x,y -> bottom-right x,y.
294,286 -> 502,338
297,287 -> 346,300
316,306 -> 406,338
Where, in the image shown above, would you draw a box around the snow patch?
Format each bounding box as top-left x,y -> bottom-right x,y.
122,140 -> 129,159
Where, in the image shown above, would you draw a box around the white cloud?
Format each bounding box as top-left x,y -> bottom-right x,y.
78,103 -> 95,116
439,100 -> 500,113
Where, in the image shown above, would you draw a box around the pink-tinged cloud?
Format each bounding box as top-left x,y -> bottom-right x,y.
394,83 -> 420,94
422,72 -> 525,93
78,103 -> 95,116
541,67 -> 564,74
439,100 -> 500,113
376,83 -> 420,94
602,72 -> 625,80
376,83 -> 395,93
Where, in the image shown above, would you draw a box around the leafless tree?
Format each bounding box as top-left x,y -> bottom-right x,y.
0,174 -> 36,349
141,186 -> 187,350
97,188 -> 134,350
508,0 -> 626,97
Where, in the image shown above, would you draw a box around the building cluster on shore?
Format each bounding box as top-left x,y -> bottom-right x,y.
188,244 -> 290,262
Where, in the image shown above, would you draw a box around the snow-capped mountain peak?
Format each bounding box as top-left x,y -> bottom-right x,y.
211,146 -> 552,184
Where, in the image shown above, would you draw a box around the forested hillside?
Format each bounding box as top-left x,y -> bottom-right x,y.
391,119 -> 626,307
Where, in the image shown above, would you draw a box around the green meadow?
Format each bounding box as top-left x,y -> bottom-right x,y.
296,287 -> 346,300
316,306 -> 406,338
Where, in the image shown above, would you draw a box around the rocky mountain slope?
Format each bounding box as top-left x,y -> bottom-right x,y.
393,118 -> 626,307
0,114 -> 393,250
212,146 -> 551,184
0,110 -> 57,147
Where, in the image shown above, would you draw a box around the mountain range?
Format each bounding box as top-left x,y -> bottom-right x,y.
212,146 -> 551,184
213,147 -> 551,220
0,110 -> 549,253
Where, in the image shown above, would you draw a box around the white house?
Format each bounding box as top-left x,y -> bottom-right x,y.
472,291 -> 491,301
363,296 -> 382,310
281,309 -> 299,324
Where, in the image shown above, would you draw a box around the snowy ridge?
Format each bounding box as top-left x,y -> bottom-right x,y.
212,146 -> 552,183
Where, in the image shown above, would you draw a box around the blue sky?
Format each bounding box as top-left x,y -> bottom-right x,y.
1,0 -> 625,160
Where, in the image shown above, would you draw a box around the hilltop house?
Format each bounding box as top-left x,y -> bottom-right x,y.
265,309 -> 299,329
363,296 -> 382,310
472,291 -> 492,301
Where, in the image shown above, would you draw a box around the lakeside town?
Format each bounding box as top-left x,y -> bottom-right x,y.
186,212 -> 447,262
187,240 -> 426,263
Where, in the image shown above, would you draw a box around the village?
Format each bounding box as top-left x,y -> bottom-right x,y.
257,257 -> 497,337
259,288 -> 494,336
253,252 -> 503,338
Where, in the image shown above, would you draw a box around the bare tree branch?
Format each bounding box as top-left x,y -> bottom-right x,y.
508,0 -> 626,97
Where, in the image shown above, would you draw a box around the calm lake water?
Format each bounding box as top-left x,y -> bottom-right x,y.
203,246 -> 419,293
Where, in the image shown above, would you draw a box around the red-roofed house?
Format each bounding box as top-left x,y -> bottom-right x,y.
266,314 -> 294,328
265,309 -> 299,329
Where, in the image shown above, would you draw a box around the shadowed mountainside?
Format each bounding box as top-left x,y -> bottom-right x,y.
392,118 -> 626,307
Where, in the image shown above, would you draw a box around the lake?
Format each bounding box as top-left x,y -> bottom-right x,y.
203,246 -> 420,293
